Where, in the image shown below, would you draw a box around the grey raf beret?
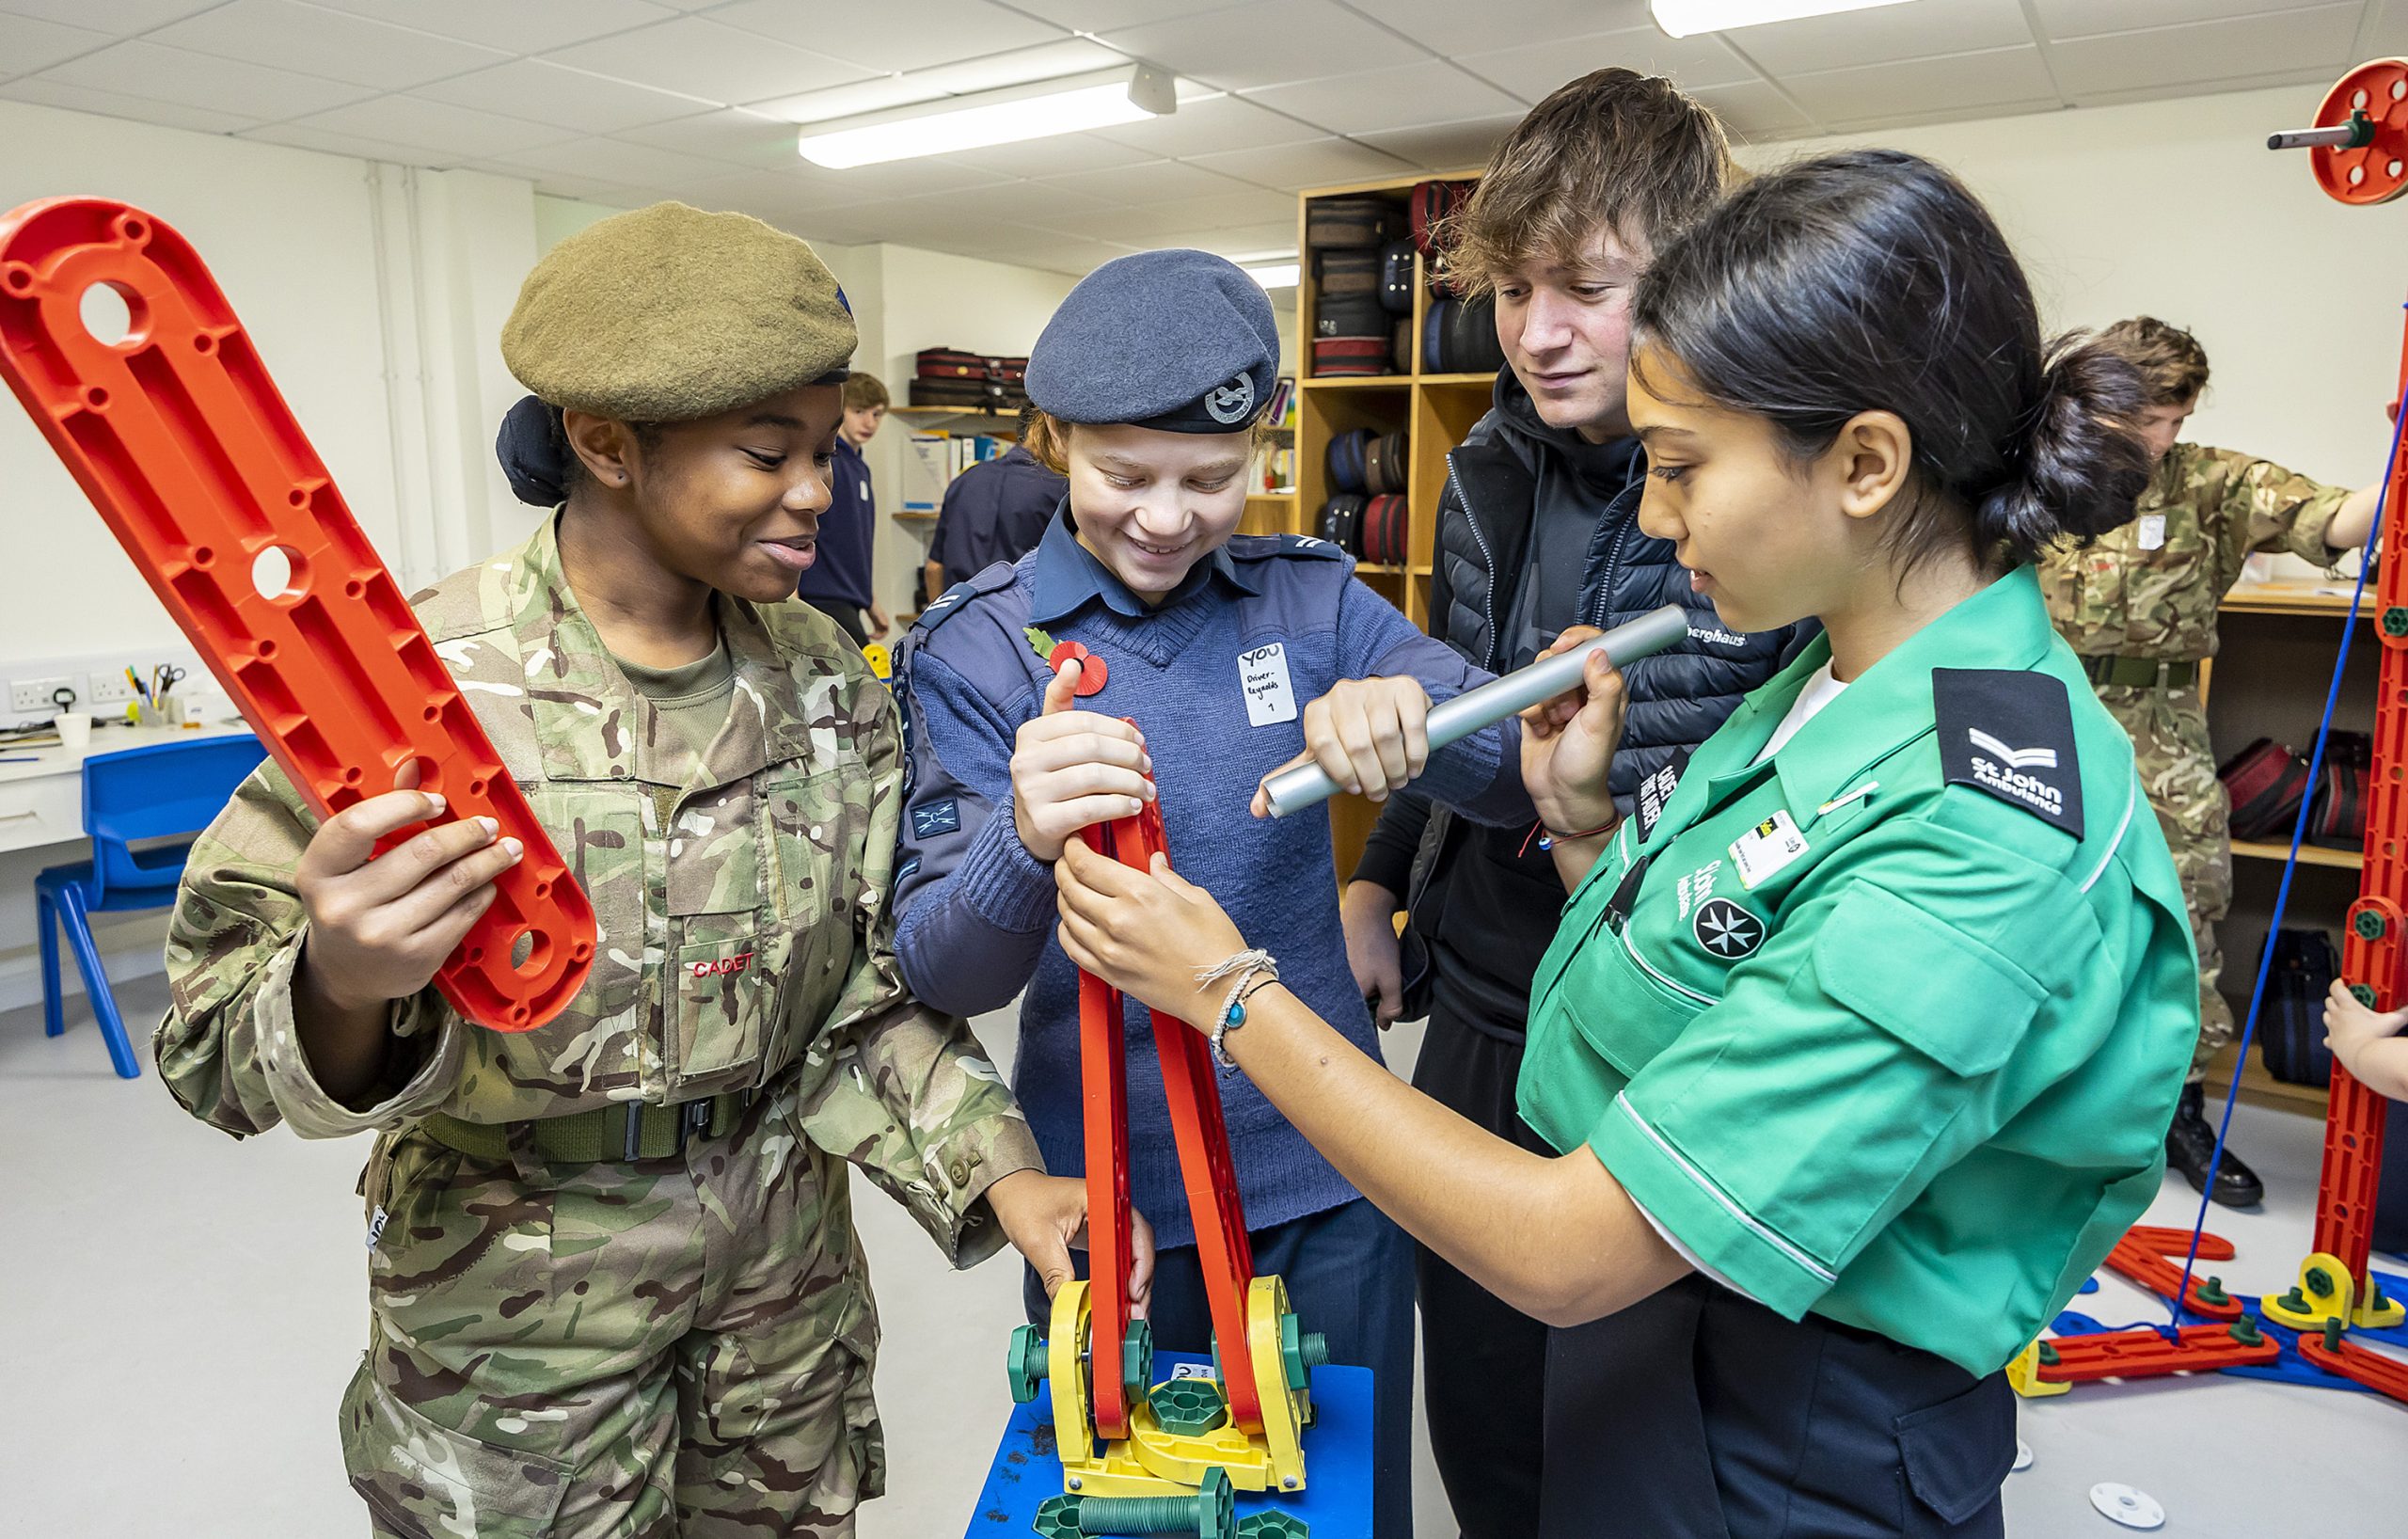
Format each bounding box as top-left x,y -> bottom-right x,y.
1026,248 -> 1278,433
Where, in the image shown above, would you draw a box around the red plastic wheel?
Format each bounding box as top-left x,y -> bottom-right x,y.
2312,58 -> 2408,205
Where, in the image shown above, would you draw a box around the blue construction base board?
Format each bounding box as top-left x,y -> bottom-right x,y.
966,1356 -> 1373,1539
2048,1270 -> 2408,1395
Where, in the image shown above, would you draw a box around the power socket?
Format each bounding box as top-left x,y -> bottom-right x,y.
8,675 -> 74,714
87,669 -> 139,707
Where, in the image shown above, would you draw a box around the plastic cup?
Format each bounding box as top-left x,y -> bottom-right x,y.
55,712 -> 91,757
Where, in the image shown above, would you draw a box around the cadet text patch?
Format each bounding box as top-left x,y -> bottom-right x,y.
1635,747 -> 1692,843
911,799 -> 961,839
1934,668 -> 2083,838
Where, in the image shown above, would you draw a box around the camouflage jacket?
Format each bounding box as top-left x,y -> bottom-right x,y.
156,516 -> 1041,1263
2040,440 -> 2351,660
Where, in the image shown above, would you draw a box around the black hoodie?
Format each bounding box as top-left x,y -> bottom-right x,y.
1354,371 -> 1814,1037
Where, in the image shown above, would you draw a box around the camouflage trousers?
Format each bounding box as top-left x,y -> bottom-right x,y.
2100,683 -> 2226,1078
346,1077 -> 883,1539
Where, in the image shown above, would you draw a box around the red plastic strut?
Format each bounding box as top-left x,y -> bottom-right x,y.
2036,1323 -> 2280,1384
1059,695 -> 1261,1440
0,198 -> 593,1031
2103,1226 -> 2243,1320
2298,1322 -> 2408,1398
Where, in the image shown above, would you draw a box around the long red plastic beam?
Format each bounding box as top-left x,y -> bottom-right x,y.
2104,1226 -> 2242,1319
2037,1323 -> 2281,1383
0,198 -> 592,1030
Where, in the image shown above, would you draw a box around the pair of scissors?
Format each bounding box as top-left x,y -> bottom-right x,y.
151,664 -> 187,699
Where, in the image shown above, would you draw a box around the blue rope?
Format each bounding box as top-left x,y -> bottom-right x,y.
2164,357 -> 2407,1330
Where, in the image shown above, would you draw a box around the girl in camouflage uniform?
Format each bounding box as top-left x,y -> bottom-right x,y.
156,203 -> 1136,1539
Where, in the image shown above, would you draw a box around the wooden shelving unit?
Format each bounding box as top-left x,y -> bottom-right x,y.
1288,171 -> 1489,874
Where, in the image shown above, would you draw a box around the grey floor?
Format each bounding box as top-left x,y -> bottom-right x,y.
5,971 -> 2403,1537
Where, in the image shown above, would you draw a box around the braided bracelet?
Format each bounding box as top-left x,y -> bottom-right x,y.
1196,948 -> 1278,1070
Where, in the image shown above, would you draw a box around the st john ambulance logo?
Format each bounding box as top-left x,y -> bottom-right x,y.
1692,897 -> 1764,959
1966,728 -> 2058,771
1205,373 -> 1255,424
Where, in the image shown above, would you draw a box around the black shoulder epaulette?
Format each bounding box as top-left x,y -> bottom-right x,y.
911,565 -> 1018,641
1226,532 -> 1347,564
1933,667 -> 2083,838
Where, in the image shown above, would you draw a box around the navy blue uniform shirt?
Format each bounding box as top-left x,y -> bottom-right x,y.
796,434 -> 875,609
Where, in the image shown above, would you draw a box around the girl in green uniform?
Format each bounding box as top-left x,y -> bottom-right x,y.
1053,150 -> 2198,1537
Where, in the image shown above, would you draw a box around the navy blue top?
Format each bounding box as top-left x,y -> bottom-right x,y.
930,445 -> 1069,589
796,434 -> 875,609
891,508 -> 1533,1246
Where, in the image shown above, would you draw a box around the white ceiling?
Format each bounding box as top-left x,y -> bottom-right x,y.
1,0 -> 2402,276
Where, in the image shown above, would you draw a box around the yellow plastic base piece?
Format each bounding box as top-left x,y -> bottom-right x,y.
2260,1252 -> 2358,1331
1044,1274 -> 1315,1499
2004,1340 -> 2069,1399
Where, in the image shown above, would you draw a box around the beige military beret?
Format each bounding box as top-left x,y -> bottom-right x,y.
500,201 -> 856,422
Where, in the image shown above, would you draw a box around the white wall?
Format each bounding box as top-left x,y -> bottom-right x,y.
1742,84 -> 2402,577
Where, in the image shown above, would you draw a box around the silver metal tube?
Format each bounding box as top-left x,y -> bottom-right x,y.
2268,124 -> 2363,151
1259,603 -> 1693,817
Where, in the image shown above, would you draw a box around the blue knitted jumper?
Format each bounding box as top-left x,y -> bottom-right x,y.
889,513 -> 1529,1247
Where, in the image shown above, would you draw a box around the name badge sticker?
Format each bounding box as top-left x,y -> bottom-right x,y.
2137,514 -> 2165,550
1729,809 -> 1809,889
1240,642 -> 1298,726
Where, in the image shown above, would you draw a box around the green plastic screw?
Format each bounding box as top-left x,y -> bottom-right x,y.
2383,606 -> 2408,638
1033,1495 -> 1084,1539
2036,1341 -> 2060,1367
1236,1515 -> 1311,1539
2355,910 -> 2389,941
1279,1313 -> 1330,1389
1149,1376 -> 1231,1436
2322,1319 -> 2346,1352
2353,983 -> 2381,1008
2368,1284 -> 2392,1311
1007,1325 -> 1051,1404
2227,1315 -> 2264,1347
2194,1276 -> 2229,1308
1123,1318 -> 1156,1395
1072,1467 -> 1236,1539
2277,1288 -> 2312,1314
2307,1267 -> 2337,1299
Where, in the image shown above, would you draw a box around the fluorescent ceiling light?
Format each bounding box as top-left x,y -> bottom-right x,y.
799,65 -> 1175,169
1651,0 -> 1917,38
1242,262 -> 1299,290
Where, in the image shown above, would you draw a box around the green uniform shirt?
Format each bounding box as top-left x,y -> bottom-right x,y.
1519,568 -> 2197,1376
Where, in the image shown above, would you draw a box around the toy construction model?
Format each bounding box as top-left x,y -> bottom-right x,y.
2011,59 -> 2408,1409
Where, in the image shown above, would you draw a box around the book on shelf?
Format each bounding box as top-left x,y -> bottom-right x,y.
898,430 -> 1012,512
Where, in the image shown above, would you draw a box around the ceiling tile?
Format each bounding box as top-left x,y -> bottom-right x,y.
1180,135 -> 1412,191
682,166 -> 875,211
1033,200 -> 1234,241
2047,4 -> 2361,98
0,0 -> 220,33
1722,0 -> 2033,76
877,177 -> 1110,227
1686,78 -> 1816,137
1455,24 -> 1757,102
542,17 -> 873,106
0,75 -> 259,135
150,0 -> 508,93
943,130 -> 1164,177
488,135 -> 749,193
1035,157 -> 1259,204
1822,97 -> 2067,135
288,93 -> 581,159
1779,46 -> 2061,124
1241,60 -> 1523,136
2066,65 -> 2341,110
1147,186 -> 1301,224
795,154 -> 998,198
37,40 -> 374,120
240,120 -> 466,166
0,12 -> 107,79
1130,220 -> 1302,257
2030,0 -> 2347,42
1087,92 -> 1325,156
611,107 -> 809,169
751,38 -> 1128,125
993,2 -> 1228,35
300,0 -> 676,55
1096,0 -> 1429,92
711,0 -> 1068,75
1351,112 -> 1522,171
1356,0 -> 1656,53
491,169 -> 651,205
417,58 -> 716,134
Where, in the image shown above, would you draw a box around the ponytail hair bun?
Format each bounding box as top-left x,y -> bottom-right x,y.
1633,148 -> 2153,571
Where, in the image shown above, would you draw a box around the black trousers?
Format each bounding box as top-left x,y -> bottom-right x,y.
1410,1007 -> 1555,1539
798,595 -> 867,645
1540,1277 -> 2013,1538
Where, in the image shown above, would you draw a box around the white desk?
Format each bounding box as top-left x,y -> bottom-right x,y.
0,721 -> 257,854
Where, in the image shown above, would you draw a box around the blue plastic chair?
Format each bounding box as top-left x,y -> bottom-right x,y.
36,736 -> 267,1079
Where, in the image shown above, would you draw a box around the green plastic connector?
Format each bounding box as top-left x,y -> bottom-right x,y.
2382,606 -> 2408,638
1149,1376 -> 1231,1436
1123,1318 -> 1156,1396
1072,1467 -> 1235,1539
1033,1494 -> 1084,1539
2194,1276 -> 2230,1308
1279,1313 -> 1330,1389
2355,910 -> 2389,941
2227,1315 -> 2263,1347
1007,1324 -> 1050,1404
1237,1514 -> 1311,1539
2322,1318 -> 2347,1352
2277,1288 -> 2312,1314
2307,1268 -> 2337,1299
2036,1341 -> 2060,1367
2353,983 -> 2381,1008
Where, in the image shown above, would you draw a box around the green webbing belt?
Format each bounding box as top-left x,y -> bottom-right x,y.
423,1091 -> 752,1164
2080,654 -> 2200,690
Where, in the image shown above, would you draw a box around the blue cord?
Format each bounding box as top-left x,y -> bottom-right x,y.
2164,357 -> 2408,1330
